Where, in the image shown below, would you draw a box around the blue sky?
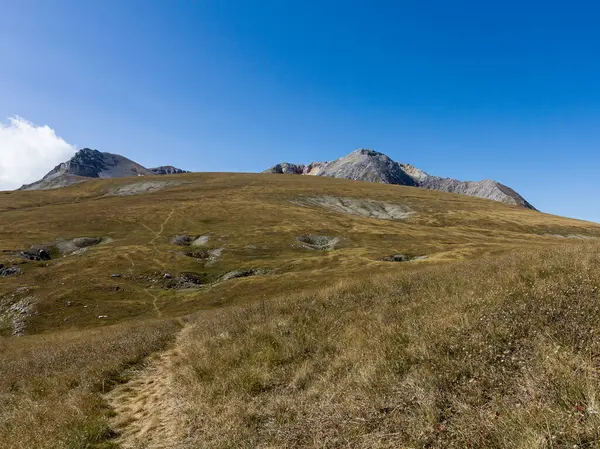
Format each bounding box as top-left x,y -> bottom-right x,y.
1,1 -> 599,221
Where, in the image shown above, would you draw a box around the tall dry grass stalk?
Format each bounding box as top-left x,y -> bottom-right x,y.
0,319 -> 177,449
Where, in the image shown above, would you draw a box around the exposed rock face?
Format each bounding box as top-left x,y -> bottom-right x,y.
296,234 -> 339,250
55,237 -> 102,255
295,196 -> 415,220
399,161 -> 535,209
0,266 -> 23,277
221,268 -> 268,282
314,149 -> 418,185
266,149 -> 534,209
267,150 -> 416,185
400,161 -> 536,208
149,166 -> 189,175
414,176 -> 536,210
266,163 -> 306,175
20,148 -> 188,191
112,180 -> 182,196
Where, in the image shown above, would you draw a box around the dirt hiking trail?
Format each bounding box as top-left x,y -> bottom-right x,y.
105,346 -> 187,448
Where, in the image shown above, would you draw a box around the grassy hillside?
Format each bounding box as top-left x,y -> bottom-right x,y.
1,173 -> 599,448
171,244 -> 600,448
1,172 -> 597,334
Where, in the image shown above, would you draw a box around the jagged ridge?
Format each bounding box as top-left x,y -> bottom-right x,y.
265,149 -> 535,210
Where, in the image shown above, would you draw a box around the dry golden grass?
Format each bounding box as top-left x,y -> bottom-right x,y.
0,319 -> 178,449
105,348 -> 187,449
165,243 -> 600,448
2,173 -> 600,448
1,173 -> 598,335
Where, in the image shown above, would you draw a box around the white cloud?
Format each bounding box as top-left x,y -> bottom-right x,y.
0,116 -> 76,190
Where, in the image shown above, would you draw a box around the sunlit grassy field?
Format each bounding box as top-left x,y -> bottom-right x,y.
1,173 -> 599,448
172,243 -> 600,448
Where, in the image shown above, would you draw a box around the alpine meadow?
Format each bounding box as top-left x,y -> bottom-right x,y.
4,2 -> 600,448
2,168 -> 600,448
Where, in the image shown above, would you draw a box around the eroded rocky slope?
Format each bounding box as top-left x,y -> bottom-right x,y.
266,149 -> 535,209
20,148 -> 188,191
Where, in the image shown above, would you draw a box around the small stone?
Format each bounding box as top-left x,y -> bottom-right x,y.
111,273 -> 121,278
379,254 -> 427,262
38,249 -> 51,260
66,301 -> 72,306
221,268 -> 267,282
0,266 -> 23,277
171,235 -> 193,246
163,273 -> 172,279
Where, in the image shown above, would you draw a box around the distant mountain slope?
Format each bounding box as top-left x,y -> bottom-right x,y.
20,148 -> 188,191
266,149 -> 535,209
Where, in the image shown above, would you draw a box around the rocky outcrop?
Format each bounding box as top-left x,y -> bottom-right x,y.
266,150 -> 416,185
266,149 -> 535,210
0,266 -> 23,277
20,148 -> 189,191
295,196 -> 415,220
399,162 -> 535,208
266,163 -> 306,175
149,166 -> 189,175
415,177 -> 535,209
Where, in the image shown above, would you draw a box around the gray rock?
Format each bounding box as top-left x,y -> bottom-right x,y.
221,268 -> 267,282
55,237 -> 101,255
266,149 -> 535,210
0,266 -> 23,276
169,273 -> 203,289
403,166 -> 536,210
205,248 -> 223,266
20,248 -> 51,261
381,254 -> 410,262
148,166 -> 189,175
0,293 -> 37,336
191,235 -> 210,246
380,254 -> 428,262
72,237 -> 102,247
19,148 -> 189,191
266,150 -> 416,185
265,163 -> 306,175
296,196 -> 414,220
112,180 -> 182,196
171,235 -> 194,246
297,235 -> 339,250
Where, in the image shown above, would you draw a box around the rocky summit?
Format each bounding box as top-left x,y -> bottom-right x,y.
149,166 -> 190,175
266,149 -> 535,209
20,148 -> 188,191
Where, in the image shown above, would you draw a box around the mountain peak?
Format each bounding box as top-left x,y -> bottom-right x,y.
19,149 -> 189,191
76,147 -> 99,155
351,148 -> 385,157
265,149 -> 535,210
320,149 -> 417,185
